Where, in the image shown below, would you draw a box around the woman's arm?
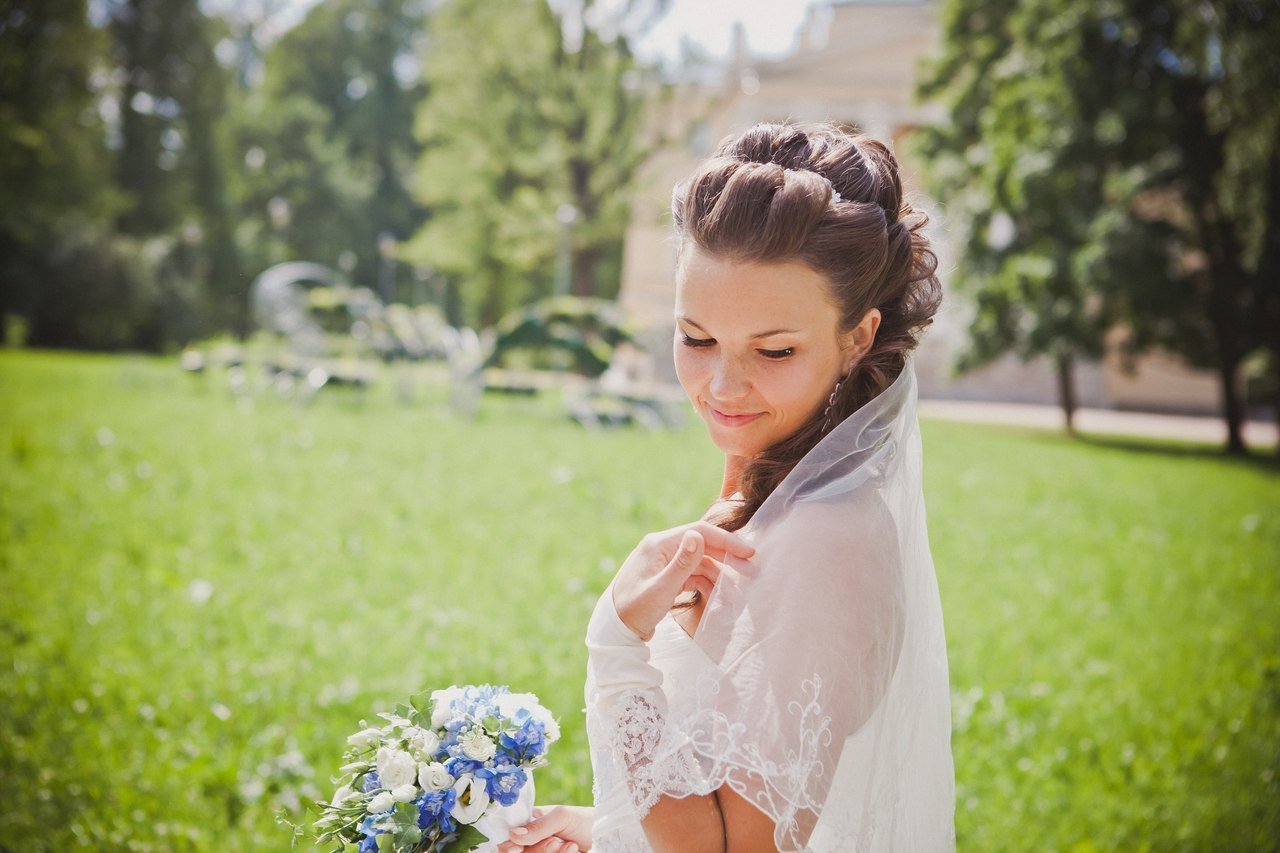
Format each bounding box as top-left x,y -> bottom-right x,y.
506,787 -> 776,853
589,524 -> 778,852
639,784 -> 779,853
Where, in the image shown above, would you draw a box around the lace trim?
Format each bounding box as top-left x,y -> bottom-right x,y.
588,676 -> 835,850
592,824 -> 652,853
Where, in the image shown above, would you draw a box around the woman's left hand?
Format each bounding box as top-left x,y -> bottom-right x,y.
500,805 -> 594,852
611,521 -> 756,641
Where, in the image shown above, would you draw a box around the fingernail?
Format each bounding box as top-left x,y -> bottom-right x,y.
510,827 -> 527,836
683,534 -> 698,552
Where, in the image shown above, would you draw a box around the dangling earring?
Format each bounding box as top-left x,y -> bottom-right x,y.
821,371 -> 849,435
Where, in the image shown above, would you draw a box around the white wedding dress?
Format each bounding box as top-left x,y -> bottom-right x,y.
583,355 -> 955,852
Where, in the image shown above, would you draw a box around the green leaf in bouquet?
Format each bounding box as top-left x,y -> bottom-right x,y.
394,825 -> 423,848
395,702 -> 413,722
410,691 -> 432,719
482,715 -> 501,733
440,824 -> 489,853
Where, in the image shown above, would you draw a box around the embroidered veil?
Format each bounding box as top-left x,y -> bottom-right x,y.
584,353 -> 955,852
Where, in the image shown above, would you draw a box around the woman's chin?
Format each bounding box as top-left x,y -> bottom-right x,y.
704,426 -> 764,458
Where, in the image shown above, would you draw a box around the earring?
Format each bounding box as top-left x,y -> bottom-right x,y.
821,372 -> 849,435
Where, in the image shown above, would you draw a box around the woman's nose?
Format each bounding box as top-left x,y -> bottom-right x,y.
709,357 -> 751,400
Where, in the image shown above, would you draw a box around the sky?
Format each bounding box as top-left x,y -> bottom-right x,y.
630,0 -> 819,66
261,0 -> 822,66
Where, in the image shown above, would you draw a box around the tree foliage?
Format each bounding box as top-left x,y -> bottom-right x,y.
404,0 -> 658,327
2,0 -> 666,351
238,0 -> 431,295
916,0 -> 1280,451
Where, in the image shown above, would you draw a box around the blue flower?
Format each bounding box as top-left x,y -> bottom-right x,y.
445,754 -> 482,778
358,815 -> 384,853
461,684 -> 507,719
360,771 -> 382,793
476,764 -> 527,807
499,719 -> 546,761
416,787 -> 458,833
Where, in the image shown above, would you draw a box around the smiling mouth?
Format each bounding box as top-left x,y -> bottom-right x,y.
709,407 -> 764,427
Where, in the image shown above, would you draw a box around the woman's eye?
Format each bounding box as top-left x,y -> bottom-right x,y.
680,333 -> 715,348
758,347 -> 795,360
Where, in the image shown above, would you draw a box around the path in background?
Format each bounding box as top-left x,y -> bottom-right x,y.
919,398 -> 1279,448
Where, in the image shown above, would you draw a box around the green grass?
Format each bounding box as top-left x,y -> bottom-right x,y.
1,349 -> 1277,851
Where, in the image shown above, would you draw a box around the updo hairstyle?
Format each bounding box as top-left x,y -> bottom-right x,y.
672,122 -> 943,532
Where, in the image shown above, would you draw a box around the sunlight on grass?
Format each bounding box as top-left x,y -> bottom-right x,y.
1,350 -> 1276,850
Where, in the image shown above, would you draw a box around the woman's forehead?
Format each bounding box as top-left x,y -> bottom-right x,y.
675,245 -> 839,332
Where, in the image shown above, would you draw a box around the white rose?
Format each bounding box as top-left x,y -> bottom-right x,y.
367,791 -> 395,814
450,775 -> 490,825
391,784 -> 418,803
346,728 -> 382,749
408,727 -> 441,759
430,687 -> 464,728
458,727 -> 497,762
376,746 -> 417,790
419,761 -> 452,792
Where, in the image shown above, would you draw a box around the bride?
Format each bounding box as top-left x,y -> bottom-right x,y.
503,122 -> 954,852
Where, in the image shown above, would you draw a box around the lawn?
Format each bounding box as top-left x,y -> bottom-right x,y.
1,349 -> 1276,851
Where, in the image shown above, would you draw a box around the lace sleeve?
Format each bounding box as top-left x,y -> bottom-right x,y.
584,586 -> 708,822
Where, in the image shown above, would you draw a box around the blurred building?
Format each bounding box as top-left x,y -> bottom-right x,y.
616,0 -> 1223,414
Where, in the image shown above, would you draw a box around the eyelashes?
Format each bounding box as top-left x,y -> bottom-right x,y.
679,333 -> 794,360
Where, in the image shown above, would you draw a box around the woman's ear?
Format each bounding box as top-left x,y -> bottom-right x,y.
842,308 -> 882,371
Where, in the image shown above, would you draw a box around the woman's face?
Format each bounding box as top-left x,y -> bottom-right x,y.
674,243 -> 869,460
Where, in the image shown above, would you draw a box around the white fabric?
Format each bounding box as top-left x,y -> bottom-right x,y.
584,354 -> 955,852
472,775 -> 536,852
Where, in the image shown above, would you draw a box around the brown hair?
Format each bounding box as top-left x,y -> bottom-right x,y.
673,122 -> 942,532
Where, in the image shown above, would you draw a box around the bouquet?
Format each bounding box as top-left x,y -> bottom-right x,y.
315,684 -> 559,853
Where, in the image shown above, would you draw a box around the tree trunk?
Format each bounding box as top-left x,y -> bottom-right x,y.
1217,355 -> 1247,455
1271,347 -> 1280,463
572,245 -> 599,298
1055,353 -> 1077,436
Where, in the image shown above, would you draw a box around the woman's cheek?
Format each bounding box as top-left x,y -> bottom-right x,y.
673,346 -> 707,401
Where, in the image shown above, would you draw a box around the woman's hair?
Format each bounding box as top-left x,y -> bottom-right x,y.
673,122 -> 942,532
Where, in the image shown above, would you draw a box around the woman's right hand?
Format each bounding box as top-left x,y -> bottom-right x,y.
610,521 -> 756,642
500,804 -> 594,852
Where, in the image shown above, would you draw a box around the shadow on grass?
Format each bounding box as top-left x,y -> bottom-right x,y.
927,416 -> 1280,474
1071,431 -> 1279,471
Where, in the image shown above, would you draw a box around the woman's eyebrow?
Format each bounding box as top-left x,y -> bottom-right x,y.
677,316 -> 801,339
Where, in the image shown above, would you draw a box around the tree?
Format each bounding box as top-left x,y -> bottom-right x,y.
403,0 -> 659,327
1118,0 -> 1280,455
238,0 -> 431,300
106,0 -> 247,334
0,0 -> 119,333
916,0 -> 1280,454
0,0 -> 117,241
915,0 -> 1174,433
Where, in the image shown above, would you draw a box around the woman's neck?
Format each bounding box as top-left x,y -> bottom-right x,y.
720,454 -> 748,499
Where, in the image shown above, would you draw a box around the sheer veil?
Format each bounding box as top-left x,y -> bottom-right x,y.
585,352 -> 955,852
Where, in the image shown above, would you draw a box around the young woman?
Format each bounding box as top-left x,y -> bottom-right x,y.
505,122 -> 955,852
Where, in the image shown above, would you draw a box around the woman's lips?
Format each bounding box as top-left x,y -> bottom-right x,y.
709,407 -> 763,428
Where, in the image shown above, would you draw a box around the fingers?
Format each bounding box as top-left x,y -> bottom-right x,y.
690,521 -> 756,559
503,838 -> 577,853
505,805 -> 568,846
523,841 -> 577,853
663,529 -> 705,582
